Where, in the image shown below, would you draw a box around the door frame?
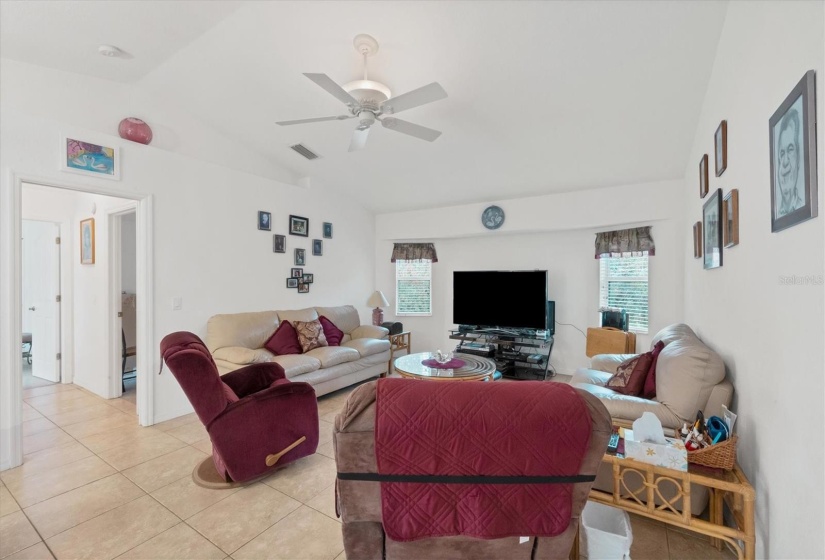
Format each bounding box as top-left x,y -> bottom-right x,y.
107,204 -> 138,398
1,171 -> 154,471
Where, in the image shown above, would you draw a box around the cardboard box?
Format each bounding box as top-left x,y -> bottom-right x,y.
623,429 -> 688,472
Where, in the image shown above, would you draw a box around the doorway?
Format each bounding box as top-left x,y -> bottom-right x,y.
21,220 -> 61,388
109,206 -> 138,407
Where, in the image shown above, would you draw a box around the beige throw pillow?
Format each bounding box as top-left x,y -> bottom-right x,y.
294,319 -> 328,353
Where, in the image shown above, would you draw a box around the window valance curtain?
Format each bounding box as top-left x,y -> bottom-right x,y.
594,227 -> 655,259
391,243 -> 439,263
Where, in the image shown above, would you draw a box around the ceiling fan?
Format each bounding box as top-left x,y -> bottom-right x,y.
277,34 -> 447,152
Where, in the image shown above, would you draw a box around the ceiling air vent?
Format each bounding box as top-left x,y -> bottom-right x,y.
290,144 -> 320,160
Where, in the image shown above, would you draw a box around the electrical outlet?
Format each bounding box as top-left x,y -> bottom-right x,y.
172,297 -> 182,310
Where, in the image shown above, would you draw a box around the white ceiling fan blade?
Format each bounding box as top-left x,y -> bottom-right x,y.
276,115 -> 352,126
381,117 -> 442,142
303,73 -> 359,106
348,127 -> 371,152
381,82 -> 447,115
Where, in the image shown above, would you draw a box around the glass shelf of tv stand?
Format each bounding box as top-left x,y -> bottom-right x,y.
448,329 -> 552,347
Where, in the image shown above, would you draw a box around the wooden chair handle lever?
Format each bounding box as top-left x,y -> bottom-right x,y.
265,436 -> 307,467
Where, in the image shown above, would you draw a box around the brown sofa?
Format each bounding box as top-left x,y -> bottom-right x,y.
333,380 -> 612,560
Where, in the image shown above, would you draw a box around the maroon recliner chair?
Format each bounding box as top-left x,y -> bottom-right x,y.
161,331 -> 319,483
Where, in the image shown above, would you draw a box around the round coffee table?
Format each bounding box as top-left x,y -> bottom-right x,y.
393,352 -> 497,382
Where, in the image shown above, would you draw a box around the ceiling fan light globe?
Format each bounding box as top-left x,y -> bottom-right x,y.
343,80 -> 392,104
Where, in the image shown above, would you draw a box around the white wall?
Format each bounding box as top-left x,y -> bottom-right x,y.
1,60 -> 377,451
681,2 -> 824,557
375,180 -> 685,374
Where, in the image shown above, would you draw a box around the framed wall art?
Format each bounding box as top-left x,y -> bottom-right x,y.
294,248 -> 306,266
703,188 -> 723,270
715,120 -> 727,177
80,218 -> 95,264
312,239 -> 323,256
323,222 -> 333,239
61,136 -> 120,180
286,278 -> 298,288
693,221 -> 702,259
289,215 -> 309,237
699,154 -> 709,198
769,70 -> 818,233
723,189 -> 739,248
258,211 -> 271,231
291,268 -> 303,278
273,234 -> 286,253
298,283 -> 309,293
302,273 -> 314,284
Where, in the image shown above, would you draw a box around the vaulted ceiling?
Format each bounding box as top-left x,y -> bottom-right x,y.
0,1 -> 728,212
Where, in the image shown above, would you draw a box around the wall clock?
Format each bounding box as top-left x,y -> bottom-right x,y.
481,205 -> 505,230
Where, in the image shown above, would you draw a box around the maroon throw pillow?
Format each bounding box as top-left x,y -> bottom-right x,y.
607,351 -> 654,396
319,316 -> 344,346
641,341 -> 665,400
264,321 -> 301,355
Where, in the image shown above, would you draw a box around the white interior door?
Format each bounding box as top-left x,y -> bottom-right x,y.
23,220 -> 61,382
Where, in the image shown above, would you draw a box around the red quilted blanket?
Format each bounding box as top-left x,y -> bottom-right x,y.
375,378 -> 592,541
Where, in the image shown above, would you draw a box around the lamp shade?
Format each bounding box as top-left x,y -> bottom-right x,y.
367,290 -> 389,308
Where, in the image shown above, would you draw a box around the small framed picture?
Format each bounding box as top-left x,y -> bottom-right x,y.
699,154 -> 709,198
703,188 -> 723,270
723,189 -> 739,248
715,120 -> 727,177
291,268 -> 303,278
80,218 -> 95,264
693,221 -> 702,259
258,211 -> 271,231
289,215 -> 309,237
298,283 -> 309,293
312,239 -> 323,256
61,136 -> 120,180
302,273 -> 314,284
294,249 -> 305,266
286,278 -> 299,288
273,234 -> 285,253
323,222 -> 333,239
770,70 -> 818,233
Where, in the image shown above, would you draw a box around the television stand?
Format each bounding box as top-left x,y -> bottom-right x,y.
449,328 -> 555,381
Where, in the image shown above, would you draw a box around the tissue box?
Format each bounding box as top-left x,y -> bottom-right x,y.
623,429 -> 688,472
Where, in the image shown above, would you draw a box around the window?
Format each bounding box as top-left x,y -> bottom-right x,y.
599,256 -> 649,333
396,259 -> 432,316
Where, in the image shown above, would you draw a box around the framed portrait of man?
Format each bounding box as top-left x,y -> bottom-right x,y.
769,70 -> 818,233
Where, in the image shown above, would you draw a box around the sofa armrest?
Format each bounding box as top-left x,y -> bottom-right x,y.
207,381 -> 320,482
220,362 -> 286,398
589,353 -> 640,375
351,325 -> 389,340
571,383 -> 684,431
212,346 -> 272,366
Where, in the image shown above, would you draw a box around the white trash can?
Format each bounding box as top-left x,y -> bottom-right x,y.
580,501 -> 633,559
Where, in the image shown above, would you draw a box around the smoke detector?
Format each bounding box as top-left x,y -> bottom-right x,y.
98,45 -> 123,58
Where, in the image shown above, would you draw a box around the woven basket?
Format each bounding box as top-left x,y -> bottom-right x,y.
687,435 -> 737,470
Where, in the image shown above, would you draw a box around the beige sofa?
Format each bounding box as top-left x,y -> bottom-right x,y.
206,305 -> 390,397
570,323 -> 733,431
571,323 -> 734,515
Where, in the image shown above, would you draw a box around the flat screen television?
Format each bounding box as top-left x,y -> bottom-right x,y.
453,270 -> 548,331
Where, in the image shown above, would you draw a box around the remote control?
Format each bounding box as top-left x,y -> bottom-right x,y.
607,432 -> 620,453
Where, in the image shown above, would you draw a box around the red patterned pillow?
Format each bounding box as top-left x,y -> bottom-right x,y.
319,316 -> 344,346
264,321 -> 301,355
607,351 -> 654,396
641,341 -> 665,400
294,319 -> 329,353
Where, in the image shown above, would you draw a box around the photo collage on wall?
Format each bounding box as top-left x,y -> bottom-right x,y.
257,212 -> 333,293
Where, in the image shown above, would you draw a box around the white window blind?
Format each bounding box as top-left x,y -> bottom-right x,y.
599,256 -> 649,333
396,260 -> 432,316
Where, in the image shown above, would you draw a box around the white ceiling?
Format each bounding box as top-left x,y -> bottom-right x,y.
0,1 -> 728,213
0,0 -> 243,83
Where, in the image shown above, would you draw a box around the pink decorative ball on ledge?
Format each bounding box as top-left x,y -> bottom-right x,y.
118,117 -> 153,145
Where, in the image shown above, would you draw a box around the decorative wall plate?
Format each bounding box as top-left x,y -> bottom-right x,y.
481,205 -> 505,230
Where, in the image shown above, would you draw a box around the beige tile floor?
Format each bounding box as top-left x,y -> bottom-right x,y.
1,377 -> 735,560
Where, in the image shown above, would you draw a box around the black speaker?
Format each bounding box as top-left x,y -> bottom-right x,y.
547,301 -> 555,335
381,321 -> 404,335
600,309 -> 628,331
